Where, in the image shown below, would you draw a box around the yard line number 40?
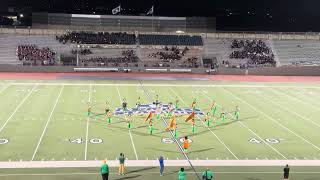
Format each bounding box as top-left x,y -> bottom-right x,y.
249,138 -> 280,144
0,139 -> 9,144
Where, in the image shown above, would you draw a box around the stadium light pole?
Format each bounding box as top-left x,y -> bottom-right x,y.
76,44 -> 80,66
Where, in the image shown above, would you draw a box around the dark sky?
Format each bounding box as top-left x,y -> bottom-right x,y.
2,0 -> 320,31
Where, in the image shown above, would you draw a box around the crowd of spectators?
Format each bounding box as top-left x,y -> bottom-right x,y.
148,46 -> 189,62
56,31 -> 136,45
82,50 -> 139,65
0,16 -> 13,26
185,57 -> 200,68
229,39 -> 276,66
71,48 -> 92,55
139,34 -> 203,46
56,31 -> 204,46
16,45 -> 56,65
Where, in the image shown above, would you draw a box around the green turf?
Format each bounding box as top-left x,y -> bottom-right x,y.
0,80 -> 320,161
1,166 -> 320,180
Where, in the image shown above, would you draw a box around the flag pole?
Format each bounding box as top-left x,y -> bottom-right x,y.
152,6 -> 154,32
119,4 -> 121,31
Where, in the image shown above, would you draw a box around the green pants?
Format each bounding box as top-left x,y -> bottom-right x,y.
211,107 -> 217,116
207,120 -> 211,127
235,112 -> 239,120
174,130 -> 178,139
149,126 -> 154,134
221,115 -> 225,122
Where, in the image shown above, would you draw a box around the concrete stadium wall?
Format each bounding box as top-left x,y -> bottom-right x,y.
0,65 -> 320,76
217,66 -> 320,76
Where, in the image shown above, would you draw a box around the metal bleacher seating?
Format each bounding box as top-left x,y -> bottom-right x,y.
138,34 -> 203,46
271,40 -> 320,66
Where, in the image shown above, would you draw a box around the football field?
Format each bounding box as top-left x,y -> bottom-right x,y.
0,79 -> 320,163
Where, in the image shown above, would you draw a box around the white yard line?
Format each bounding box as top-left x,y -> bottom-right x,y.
257,88 -> 320,129
9,82 -> 320,89
199,89 -> 287,159
115,86 -> 139,160
271,88 -> 320,111
222,87 -> 320,152
238,122 -> 287,159
84,84 -> 92,161
0,83 -> 11,94
0,85 -> 37,134
139,84 -> 203,180
169,88 -> 239,160
31,86 -> 64,161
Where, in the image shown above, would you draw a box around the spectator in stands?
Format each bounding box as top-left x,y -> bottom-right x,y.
229,39 -> 276,67
71,48 -> 92,55
56,31 -> 136,45
283,164 -> 290,180
100,160 -> 109,180
202,168 -> 214,180
178,167 -> 186,180
149,46 -> 188,62
0,16 -> 13,26
82,49 -> 139,67
118,153 -> 125,175
16,45 -> 56,65
159,155 -> 164,176
139,34 -> 203,46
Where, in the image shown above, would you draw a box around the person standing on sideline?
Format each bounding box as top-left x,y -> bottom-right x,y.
118,153 -> 125,175
159,156 -> 164,176
284,164 -> 290,180
100,160 -> 109,180
178,167 -> 186,180
202,168 -> 214,180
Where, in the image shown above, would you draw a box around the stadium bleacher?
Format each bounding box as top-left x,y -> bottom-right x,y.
0,34 -> 71,65
1,31 -> 320,69
56,32 -> 136,45
272,40 -> 320,66
229,39 -> 276,67
138,34 -> 203,46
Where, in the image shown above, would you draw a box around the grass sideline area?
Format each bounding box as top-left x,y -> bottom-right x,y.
1,166 -> 320,180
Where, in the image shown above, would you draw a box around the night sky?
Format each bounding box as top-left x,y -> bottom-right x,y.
2,0 -> 320,32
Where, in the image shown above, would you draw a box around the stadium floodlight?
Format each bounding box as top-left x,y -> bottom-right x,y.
19,14 -> 24,18
176,30 -> 185,34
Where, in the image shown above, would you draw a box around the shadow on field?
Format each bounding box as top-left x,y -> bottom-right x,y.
189,147 -> 215,154
114,175 -> 142,180
164,168 -> 193,176
188,129 -> 211,136
148,148 -> 181,154
126,167 -> 156,174
246,178 -> 262,180
215,115 -> 258,128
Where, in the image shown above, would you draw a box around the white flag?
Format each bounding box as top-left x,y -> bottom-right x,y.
112,5 -> 121,15
147,6 -> 154,15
